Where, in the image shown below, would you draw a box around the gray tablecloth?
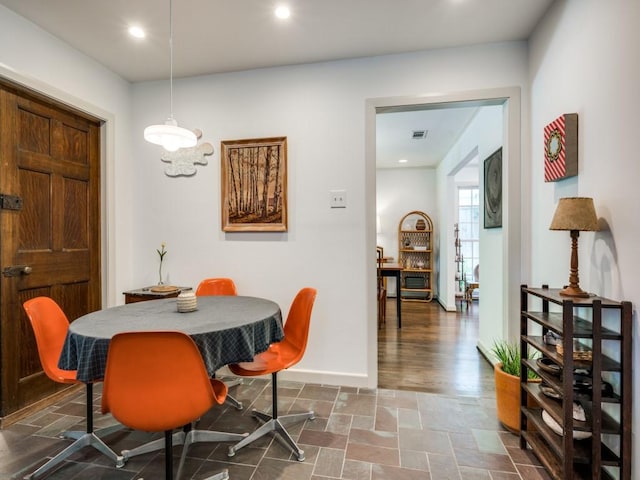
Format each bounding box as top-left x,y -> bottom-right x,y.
59,296 -> 283,382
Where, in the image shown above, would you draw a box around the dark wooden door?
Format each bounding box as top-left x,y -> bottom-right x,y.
0,83 -> 101,420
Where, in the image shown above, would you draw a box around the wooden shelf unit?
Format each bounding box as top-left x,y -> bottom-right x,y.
519,285 -> 632,480
397,211 -> 433,302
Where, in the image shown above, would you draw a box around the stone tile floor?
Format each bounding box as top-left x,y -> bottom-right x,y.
1,376 -> 551,479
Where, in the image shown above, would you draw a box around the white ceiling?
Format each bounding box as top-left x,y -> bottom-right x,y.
376,106 -> 480,169
0,0 -> 553,168
0,0 -> 553,82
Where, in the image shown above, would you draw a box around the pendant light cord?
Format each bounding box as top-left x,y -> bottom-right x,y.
143,0 -> 196,150
169,0 -> 174,120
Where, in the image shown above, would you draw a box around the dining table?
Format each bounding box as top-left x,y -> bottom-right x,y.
58,295 -> 284,383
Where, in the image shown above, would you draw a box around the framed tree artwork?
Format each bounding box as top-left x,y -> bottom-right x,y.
221,137 -> 287,232
483,147 -> 502,229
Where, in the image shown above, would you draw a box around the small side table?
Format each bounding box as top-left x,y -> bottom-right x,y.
123,286 -> 190,304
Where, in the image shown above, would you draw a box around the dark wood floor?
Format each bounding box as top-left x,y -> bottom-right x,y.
378,298 -> 495,397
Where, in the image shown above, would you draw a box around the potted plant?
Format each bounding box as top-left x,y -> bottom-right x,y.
491,340 -> 538,433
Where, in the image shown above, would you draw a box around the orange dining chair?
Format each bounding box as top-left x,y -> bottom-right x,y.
195,277 -> 238,296
102,331 -> 246,480
22,297 -> 124,479
195,277 -> 243,410
227,287 -> 317,461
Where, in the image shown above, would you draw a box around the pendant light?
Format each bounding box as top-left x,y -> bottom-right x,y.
144,0 -> 197,151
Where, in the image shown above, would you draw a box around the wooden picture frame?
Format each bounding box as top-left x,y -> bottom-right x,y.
221,137 -> 287,232
483,147 -> 502,229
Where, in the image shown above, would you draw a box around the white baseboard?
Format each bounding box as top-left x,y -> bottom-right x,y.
279,369 -> 372,388
476,339 -> 497,366
217,365 -> 373,389
437,297 -> 457,312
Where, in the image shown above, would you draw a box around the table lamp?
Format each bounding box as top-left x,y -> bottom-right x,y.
549,197 -> 599,297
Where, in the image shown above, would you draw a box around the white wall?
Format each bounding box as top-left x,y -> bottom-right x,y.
0,2 -> 530,389
131,44 -> 529,387
437,106 -> 503,317
530,0 -> 640,476
455,163 -> 480,184
376,167 -> 437,296
436,105 -> 513,359
0,5 -> 134,306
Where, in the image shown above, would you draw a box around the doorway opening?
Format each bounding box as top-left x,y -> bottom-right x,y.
456,180 -> 481,307
366,88 -> 522,390
457,186 -> 480,287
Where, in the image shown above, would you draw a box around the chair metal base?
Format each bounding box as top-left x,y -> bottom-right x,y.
225,393 -> 243,410
200,469 -> 229,480
224,378 -> 243,410
121,430 -> 186,462
122,426 -> 246,465
24,431 -> 124,479
176,430 -> 247,480
227,409 -> 315,462
24,382 -> 124,480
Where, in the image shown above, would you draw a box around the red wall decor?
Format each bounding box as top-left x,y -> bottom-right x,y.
544,113 -> 578,182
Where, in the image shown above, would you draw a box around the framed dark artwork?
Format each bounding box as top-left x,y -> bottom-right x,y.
221,137 -> 287,232
483,147 -> 502,229
544,113 -> 578,182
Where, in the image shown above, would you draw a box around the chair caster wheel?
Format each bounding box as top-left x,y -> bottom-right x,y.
227,446 -> 236,457
115,456 -> 125,468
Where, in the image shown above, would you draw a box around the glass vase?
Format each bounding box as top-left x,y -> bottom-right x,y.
158,261 -> 164,285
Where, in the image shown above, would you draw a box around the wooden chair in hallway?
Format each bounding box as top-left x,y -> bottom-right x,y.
22,297 -> 124,479
465,264 -> 479,305
377,246 -> 386,327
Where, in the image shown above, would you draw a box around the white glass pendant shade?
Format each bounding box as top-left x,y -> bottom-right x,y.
144,117 -> 197,152
144,0 -> 197,152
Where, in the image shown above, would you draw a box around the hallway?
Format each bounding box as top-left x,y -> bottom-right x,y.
378,300 -> 494,397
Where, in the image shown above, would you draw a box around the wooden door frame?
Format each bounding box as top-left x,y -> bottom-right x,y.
0,76 -> 107,425
0,65 -> 118,308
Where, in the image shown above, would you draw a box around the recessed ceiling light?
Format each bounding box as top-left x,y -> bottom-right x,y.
275,6 -> 291,19
128,25 -> 146,39
398,159 -> 408,164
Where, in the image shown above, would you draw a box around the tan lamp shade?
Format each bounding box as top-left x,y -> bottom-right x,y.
549,197 -> 598,297
549,197 -> 599,232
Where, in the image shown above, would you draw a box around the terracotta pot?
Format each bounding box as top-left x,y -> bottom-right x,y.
494,363 -> 541,434
494,362 -> 521,433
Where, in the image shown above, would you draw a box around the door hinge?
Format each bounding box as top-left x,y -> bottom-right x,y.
0,194 -> 23,210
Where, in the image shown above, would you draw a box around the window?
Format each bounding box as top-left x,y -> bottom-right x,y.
458,187 -> 479,283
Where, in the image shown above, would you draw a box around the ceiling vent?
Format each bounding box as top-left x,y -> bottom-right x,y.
412,129 -> 428,140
